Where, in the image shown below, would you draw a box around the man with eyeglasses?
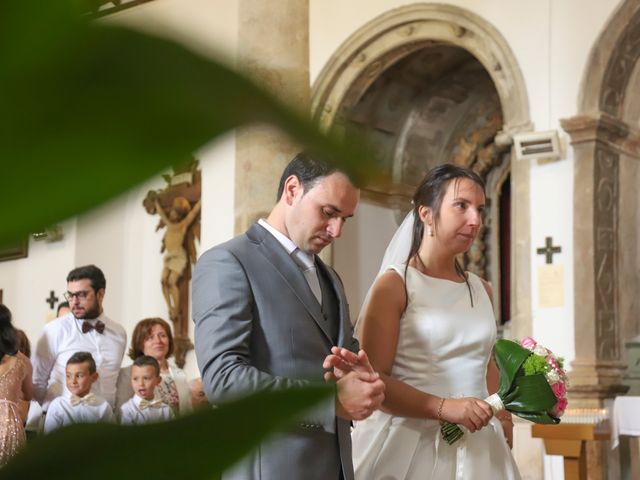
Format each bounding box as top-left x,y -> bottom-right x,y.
32,265 -> 127,412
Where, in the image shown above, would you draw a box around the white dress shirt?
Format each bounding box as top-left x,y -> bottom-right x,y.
119,395 -> 174,425
32,312 -> 127,410
43,392 -> 115,433
258,219 -> 322,303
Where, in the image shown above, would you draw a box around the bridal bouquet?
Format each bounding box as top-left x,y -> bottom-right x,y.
440,337 -> 567,445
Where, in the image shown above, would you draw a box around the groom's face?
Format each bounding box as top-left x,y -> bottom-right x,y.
287,172 -> 359,254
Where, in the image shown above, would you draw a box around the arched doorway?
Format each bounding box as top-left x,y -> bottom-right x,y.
312,4 -> 531,336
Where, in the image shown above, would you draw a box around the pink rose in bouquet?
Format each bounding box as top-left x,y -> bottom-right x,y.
520,337 -> 568,419
551,397 -> 568,417
551,381 -> 566,399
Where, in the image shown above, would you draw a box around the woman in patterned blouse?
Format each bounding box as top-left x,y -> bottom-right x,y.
116,318 -> 192,416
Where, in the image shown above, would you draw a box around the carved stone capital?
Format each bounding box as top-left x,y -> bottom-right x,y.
561,113 -> 640,158
561,113 -> 628,144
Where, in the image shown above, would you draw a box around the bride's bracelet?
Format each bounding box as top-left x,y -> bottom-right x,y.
437,397 -> 446,423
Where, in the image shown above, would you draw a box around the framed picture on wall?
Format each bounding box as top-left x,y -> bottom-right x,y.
0,238 -> 28,262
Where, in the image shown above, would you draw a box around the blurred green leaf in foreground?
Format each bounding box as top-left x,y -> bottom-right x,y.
0,0 -> 379,247
0,385 -> 333,480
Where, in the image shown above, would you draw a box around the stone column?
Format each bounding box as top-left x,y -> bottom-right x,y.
235,0 -> 310,234
510,148 -> 532,342
562,114 -> 630,408
561,113 -> 632,480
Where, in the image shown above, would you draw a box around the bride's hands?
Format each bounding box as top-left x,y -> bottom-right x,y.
439,397 -> 493,433
323,347 -> 375,381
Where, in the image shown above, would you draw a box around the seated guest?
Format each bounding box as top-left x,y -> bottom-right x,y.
119,356 -> 173,425
116,318 -> 191,415
43,352 -> 114,433
55,302 -> 70,318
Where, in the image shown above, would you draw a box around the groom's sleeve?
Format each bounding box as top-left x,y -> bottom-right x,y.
193,247 -> 309,404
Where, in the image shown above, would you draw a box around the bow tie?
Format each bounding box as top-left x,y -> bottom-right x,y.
82,320 -> 105,334
71,393 -> 96,406
139,398 -> 163,411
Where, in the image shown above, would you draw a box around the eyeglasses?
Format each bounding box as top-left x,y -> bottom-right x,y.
64,290 -> 91,301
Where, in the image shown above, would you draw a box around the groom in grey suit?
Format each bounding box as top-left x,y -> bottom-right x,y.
193,152 -> 385,480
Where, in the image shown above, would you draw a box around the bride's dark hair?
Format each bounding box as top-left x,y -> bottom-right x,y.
0,304 -> 18,362
404,163 -> 485,308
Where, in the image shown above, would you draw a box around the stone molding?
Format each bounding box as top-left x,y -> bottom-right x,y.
561,113 -> 640,158
578,0 -> 640,115
600,7 -> 640,118
311,3 -> 531,133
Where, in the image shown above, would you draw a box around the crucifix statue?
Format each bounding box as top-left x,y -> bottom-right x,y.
143,159 -> 201,368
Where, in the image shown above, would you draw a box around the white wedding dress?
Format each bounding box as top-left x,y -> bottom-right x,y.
351,265 -> 521,480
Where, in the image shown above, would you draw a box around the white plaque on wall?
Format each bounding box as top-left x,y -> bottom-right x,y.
537,264 -> 564,308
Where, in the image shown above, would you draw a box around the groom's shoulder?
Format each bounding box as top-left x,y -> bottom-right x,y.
201,234 -> 250,259
198,225 -> 262,263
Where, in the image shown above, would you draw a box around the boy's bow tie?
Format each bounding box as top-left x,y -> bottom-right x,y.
71,393 -> 96,406
139,398 -> 163,410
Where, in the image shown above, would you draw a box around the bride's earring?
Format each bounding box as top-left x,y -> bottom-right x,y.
427,227 -> 434,237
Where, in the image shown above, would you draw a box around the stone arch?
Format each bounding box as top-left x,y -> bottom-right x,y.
311,3 -> 533,338
577,0 -> 640,121
561,0 -> 640,409
312,3 -> 531,132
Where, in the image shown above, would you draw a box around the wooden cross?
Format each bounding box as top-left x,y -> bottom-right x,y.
537,237 -> 562,264
45,290 -> 59,309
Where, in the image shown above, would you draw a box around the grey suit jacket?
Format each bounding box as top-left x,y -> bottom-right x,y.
193,223 -> 358,480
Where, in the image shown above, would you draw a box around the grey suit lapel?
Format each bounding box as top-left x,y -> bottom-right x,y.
247,224 -> 334,344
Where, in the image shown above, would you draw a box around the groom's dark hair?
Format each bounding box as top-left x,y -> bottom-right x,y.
277,152 -> 353,200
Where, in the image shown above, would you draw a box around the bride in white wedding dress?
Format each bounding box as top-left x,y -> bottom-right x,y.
333,164 -> 521,480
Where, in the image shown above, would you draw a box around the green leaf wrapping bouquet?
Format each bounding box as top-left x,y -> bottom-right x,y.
440,338 -> 567,445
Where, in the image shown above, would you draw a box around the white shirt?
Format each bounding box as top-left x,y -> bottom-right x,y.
119,395 -> 174,425
258,219 -> 322,302
43,392 -> 115,433
32,312 -> 127,410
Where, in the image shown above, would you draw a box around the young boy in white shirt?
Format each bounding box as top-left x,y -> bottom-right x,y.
119,356 -> 173,425
43,352 -> 114,433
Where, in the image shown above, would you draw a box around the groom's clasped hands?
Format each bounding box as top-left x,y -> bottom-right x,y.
323,347 -> 385,421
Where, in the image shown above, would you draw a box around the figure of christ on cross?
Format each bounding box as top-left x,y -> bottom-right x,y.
143,177 -> 201,368
154,197 -> 201,328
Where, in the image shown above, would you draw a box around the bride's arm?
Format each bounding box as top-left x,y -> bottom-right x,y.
361,271 -> 492,432
360,271 -> 438,418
